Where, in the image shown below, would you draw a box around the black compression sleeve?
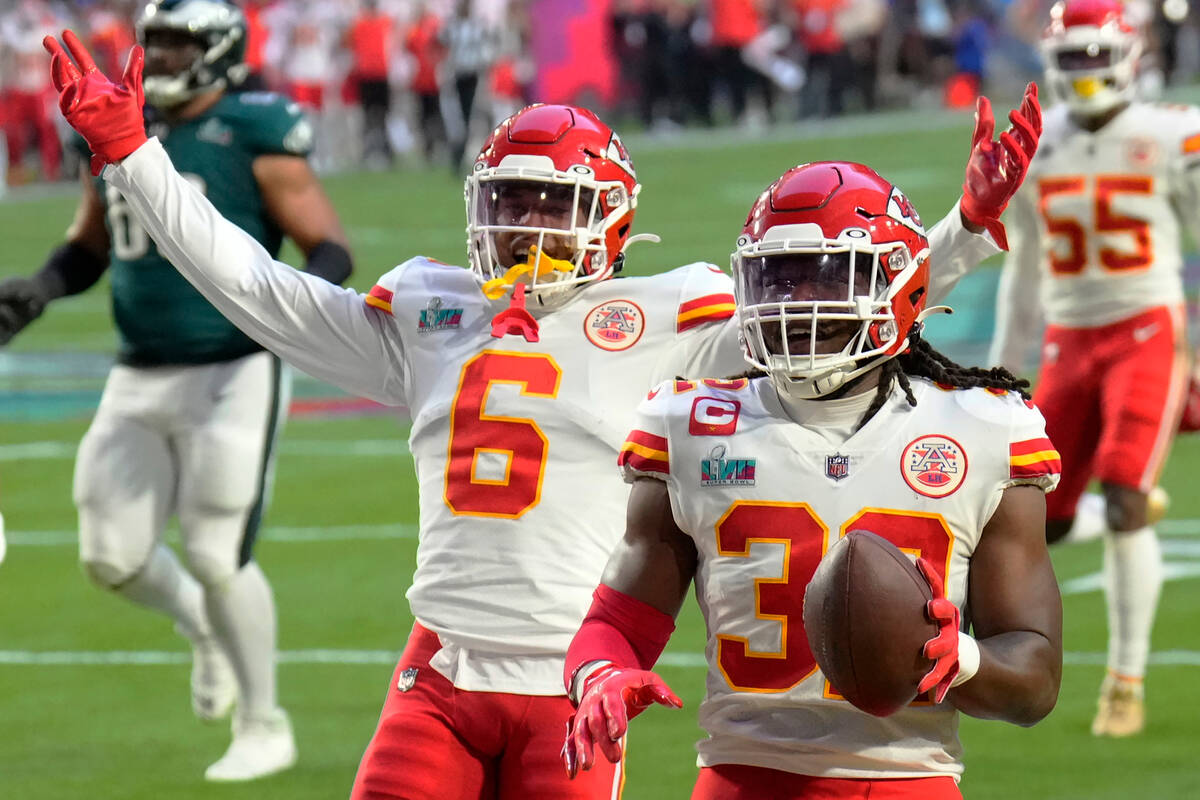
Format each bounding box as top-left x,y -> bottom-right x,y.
34,242 -> 108,301
304,240 -> 353,285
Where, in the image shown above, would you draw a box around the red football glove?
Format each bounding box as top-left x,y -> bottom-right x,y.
916,557 -> 961,703
960,82 -> 1043,251
43,30 -> 146,176
562,665 -> 682,778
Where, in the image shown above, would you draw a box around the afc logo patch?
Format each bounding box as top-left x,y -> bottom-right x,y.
1126,137 -> 1160,167
584,299 -> 645,351
397,667 -> 419,693
689,396 -> 740,436
900,434 -> 968,498
825,453 -> 851,482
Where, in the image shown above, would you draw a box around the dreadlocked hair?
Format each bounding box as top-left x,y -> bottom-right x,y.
855,327 -> 1031,430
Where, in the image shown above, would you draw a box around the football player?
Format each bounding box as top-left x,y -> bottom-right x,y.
0,0 -> 353,782
990,0 -> 1194,737
563,162 -> 1064,798
42,27 -> 1039,799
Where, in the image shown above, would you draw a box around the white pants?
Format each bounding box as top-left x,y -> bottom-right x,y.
75,352 -> 290,587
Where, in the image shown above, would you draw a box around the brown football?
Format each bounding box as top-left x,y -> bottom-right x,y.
802,529 -> 937,717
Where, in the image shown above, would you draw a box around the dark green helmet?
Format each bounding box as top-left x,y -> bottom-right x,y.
136,0 -> 249,108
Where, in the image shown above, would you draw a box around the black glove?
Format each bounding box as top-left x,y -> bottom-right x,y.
0,277 -> 49,345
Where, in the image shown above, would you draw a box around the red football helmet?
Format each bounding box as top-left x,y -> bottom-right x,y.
732,162 -> 931,398
466,104 -> 641,303
1041,0 -> 1142,115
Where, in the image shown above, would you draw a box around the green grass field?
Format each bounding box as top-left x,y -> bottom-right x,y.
3,106 -> 1200,799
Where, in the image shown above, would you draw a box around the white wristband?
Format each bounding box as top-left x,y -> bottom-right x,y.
950,632 -> 981,688
569,659 -> 613,705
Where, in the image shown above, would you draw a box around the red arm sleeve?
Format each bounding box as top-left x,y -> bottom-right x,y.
564,583 -> 677,693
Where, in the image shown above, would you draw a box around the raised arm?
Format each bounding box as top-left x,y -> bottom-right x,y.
929,84 -> 1043,305
108,141 -> 403,403
44,31 -> 404,404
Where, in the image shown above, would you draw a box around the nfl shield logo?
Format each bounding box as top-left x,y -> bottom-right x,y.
397,667 -> 419,693
825,454 -> 851,482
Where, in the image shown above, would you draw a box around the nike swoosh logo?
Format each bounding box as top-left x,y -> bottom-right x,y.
1133,323 -> 1160,343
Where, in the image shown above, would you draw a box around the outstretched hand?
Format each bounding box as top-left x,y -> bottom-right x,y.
562,665 -> 682,778
44,30 -> 147,175
960,82 -> 1042,250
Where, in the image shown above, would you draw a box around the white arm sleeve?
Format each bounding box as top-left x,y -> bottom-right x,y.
104,139 -> 406,405
987,189 -> 1043,373
927,199 -> 1003,306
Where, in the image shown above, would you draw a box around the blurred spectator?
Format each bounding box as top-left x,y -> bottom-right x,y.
1,0 -> 61,184
405,3 -> 448,164
441,0 -> 500,170
347,0 -> 396,168
664,0 -> 716,125
946,1 -> 992,107
241,0 -> 274,90
489,2 -> 533,124
793,0 -> 851,116
85,1 -> 136,78
709,0 -> 771,123
610,0 -> 673,128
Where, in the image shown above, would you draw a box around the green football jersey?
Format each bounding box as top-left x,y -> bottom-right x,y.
84,91 -> 314,365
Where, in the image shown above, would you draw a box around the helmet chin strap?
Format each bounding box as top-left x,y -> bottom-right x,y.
770,365 -> 850,400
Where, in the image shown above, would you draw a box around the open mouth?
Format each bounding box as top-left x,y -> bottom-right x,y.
762,319 -> 859,357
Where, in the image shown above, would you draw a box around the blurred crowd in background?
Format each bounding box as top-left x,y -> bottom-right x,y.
3,0 -> 1200,187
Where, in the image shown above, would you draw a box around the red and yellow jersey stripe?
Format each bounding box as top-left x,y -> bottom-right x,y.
1009,437 -> 1061,480
365,284 -> 394,315
677,293 -> 736,333
618,430 -> 670,475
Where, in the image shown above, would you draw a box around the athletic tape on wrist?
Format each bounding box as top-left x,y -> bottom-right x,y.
950,632 -> 981,687
569,660 -> 613,706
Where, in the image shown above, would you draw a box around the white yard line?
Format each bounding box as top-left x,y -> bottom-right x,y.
0,438 -> 410,461
5,523 -> 417,547
0,649 -> 1197,667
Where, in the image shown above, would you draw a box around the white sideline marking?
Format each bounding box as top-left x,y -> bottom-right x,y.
0,649 -> 1198,668
0,438 -> 409,461
6,524 -> 417,547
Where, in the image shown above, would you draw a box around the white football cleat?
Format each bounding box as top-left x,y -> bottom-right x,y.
205,708 -> 297,782
190,636 -> 237,722
1092,673 -> 1145,738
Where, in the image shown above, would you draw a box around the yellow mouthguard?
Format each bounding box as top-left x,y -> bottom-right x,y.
1072,77 -> 1102,98
482,246 -> 576,300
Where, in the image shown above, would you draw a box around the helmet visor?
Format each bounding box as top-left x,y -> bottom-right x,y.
473,179 -> 598,269
1055,45 -> 1116,70
742,251 -> 878,305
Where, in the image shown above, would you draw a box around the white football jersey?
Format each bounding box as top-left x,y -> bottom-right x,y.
994,101 -> 1200,367
364,257 -> 744,691
621,377 -> 1060,779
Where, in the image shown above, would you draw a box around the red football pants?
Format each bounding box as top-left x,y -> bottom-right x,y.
1033,305 -> 1187,520
289,82 -> 325,109
350,622 -> 623,800
2,88 -> 60,180
692,764 -> 961,799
